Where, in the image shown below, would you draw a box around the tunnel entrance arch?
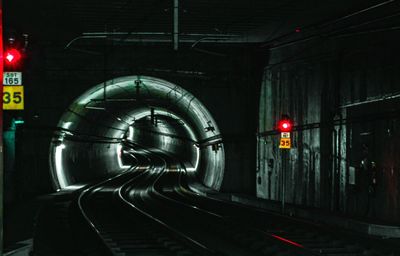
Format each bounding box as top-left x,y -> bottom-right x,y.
50,76 -> 224,191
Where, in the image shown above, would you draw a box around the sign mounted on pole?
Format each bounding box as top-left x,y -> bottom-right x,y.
3,86 -> 24,110
3,72 -> 22,85
279,137 -> 291,149
1,2 -> 5,251
2,72 -> 24,110
278,116 -> 293,150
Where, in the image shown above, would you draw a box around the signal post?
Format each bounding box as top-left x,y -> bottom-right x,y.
1,1 -> 4,253
278,116 -> 292,214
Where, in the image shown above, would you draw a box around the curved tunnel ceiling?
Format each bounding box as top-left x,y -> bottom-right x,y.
50,76 -> 225,191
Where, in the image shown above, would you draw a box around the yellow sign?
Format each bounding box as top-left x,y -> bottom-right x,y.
279,138 -> 291,149
3,86 -> 24,110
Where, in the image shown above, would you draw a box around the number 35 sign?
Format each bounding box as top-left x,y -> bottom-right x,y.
3,72 -> 24,110
279,138 -> 291,149
3,86 -> 24,110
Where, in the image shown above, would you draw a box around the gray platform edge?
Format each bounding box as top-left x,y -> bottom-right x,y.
230,195 -> 400,238
189,183 -> 400,238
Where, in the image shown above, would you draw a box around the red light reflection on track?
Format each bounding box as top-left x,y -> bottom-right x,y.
271,234 -> 304,248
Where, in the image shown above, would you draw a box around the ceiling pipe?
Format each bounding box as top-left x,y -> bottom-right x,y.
82,32 -> 236,37
64,32 -> 240,49
261,0 -> 396,48
65,35 -> 106,49
340,93 -> 400,109
319,0 -> 395,29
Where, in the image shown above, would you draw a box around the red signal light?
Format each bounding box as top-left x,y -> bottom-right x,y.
4,48 -> 22,65
278,119 -> 292,132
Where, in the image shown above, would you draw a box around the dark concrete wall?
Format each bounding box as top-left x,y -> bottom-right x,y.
257,31 -> 400,223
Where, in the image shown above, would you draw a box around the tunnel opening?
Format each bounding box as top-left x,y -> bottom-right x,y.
49,76 -> 224,191
126,110 -> 200,171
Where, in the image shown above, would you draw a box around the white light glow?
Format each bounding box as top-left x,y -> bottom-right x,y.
116,144 -> 130,169
186,146 -> 200,172
55,144 -> 68,188
6,54 -> 14,62
62,121 -> 74,129
128,126 -> 134,140
63,184 -> 86,191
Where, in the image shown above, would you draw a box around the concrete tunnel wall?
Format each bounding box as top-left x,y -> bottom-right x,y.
49,76 -> 224,190
129,113 -> 199,169
257,31 -> 400,223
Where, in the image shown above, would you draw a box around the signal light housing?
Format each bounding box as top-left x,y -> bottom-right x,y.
278,118 -> 293,132
4,48 -> 22,67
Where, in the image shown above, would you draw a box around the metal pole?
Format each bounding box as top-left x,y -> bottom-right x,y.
282,150 -> 286,214
173,0 -> 179,51
0,0 -> 4,253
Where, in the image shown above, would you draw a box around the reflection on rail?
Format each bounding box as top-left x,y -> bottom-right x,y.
33,142 -> 400,256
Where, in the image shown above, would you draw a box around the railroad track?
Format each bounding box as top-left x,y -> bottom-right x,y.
147,152 -> 399,256
77,150 -> 215,256
73,144 -> 399,256
117,148 -> 313,256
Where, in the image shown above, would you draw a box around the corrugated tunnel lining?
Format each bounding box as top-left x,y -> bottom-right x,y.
50,76 -> 225,191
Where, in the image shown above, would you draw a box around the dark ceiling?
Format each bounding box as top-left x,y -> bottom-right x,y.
5,0 -> 394,48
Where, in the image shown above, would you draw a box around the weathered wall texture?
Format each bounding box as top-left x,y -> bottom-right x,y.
258,32 -> 400,223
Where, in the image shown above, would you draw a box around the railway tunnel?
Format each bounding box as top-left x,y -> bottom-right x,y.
49,76 -> 224,190
3,0 -> 400,255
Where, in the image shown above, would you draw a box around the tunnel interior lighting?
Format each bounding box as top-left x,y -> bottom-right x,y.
56,76 -> 224,189
117,144 -> 130,169
55,143 -> 68,188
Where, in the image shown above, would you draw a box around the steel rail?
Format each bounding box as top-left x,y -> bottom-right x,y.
129,146 -> 397,256
139,150 -> 315,255
176,168 -> 399,255
117,150 -> 217,255
77,163 -> 147,255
